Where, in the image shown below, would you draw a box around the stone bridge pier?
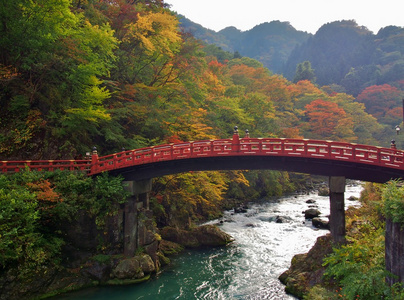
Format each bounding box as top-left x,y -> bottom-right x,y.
329,176 -> 346,244
122,179 -> 153,257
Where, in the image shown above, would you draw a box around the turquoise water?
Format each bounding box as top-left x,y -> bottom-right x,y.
56,184 -> 362,300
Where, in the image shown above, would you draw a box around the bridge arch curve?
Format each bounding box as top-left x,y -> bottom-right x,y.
92,137 -> 404,183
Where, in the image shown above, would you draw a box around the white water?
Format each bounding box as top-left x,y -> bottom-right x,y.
206,182 -> 362,299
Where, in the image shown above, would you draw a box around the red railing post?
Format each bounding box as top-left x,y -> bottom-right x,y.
232,126 -> 240,153
90,146 -> 99,175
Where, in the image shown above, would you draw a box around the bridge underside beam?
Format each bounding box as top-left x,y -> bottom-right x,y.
109,156 -> 404,183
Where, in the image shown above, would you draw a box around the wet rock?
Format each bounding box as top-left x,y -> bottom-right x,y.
306,199 -> 316,204
317,187 -> 329,196
348,195 -> 358,201
234,206 -> 248,213
160,225 -> 234,248
312,217 -> 330,230
304,208 -> 321,219
276,216 -> 289,223
192,225 -> 234,246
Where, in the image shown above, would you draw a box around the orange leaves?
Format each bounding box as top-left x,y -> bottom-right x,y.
0,64 -> 19,82
26,180 -> 61,203
208,60 -> 224,74
304,99 -> 350,139
281,127 -> 303,139
288,80 -> 323,98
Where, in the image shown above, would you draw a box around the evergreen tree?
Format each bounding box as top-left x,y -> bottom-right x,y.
293,61 -> 316,83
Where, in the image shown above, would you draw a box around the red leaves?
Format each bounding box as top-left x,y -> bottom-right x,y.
356,84 -> 402,120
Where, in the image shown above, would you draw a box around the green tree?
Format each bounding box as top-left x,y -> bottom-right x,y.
293,61 -> 316,83
0,0 -> 118,157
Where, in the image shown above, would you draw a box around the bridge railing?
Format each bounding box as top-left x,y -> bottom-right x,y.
88,137 -> 404,175
1,137 -> 404,176
0,160 -> 90,174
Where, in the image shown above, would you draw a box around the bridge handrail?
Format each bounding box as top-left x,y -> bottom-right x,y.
90,138 -> 404,175
0,160 -> 90,174
1,137 -> 404,176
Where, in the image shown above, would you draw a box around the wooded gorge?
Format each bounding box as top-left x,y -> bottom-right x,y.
1,1 -> 404,299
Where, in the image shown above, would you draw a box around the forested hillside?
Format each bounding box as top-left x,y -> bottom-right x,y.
1,0 -> 391,227
0,1 -> 388,161
177,17 -> 404,142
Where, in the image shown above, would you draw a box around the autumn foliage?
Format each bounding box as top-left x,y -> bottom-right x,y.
0,0 -> 391,229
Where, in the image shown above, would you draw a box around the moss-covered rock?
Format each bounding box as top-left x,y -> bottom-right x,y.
159,240 -> 184,255
279,234 -> 334,298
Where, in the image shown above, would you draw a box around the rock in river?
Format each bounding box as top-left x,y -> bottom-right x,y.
304,208 -> 321,219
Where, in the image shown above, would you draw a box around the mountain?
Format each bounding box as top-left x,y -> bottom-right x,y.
176,15 -> 310,74
178,16 -> 404,97
284,21 -> 404,95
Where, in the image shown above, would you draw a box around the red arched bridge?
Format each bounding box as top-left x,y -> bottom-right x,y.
1,133 -> 404,183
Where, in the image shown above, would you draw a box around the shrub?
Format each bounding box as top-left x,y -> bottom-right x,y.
382,180 -> 404,224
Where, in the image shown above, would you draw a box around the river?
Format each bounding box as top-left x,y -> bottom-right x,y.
56,183 -> 362,300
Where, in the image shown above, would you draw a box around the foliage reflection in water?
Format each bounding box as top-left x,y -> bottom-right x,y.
57,184 -> 362,300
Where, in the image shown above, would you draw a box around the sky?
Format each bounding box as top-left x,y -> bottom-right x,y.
166,0 -> 404,34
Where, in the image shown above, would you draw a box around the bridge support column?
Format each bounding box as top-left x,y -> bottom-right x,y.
385,218 -> 404,286
122,179 -> 153,256
329,176 -> 346,244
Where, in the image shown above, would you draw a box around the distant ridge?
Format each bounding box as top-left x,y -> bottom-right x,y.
176,15 -> 310,74
177,15 -> 404,97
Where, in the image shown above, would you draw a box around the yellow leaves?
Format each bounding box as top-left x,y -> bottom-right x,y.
227,170 -> 250,187
124,11 -> 182,57
65,107 -> 111,122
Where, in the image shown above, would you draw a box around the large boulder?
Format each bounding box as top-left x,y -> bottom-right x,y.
160,225 -> 234,248
160,227 -> 200,247
192,225 -> 234,246
279,235 -> 334,298
110,255 -> 155,280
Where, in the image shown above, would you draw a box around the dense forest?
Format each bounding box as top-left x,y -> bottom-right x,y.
1,0 -> 404,299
